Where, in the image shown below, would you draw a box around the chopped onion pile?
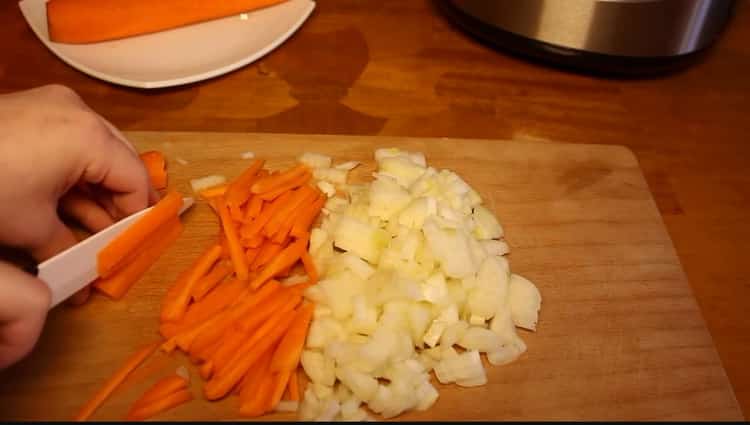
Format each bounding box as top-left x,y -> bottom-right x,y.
297,149 -> 542,421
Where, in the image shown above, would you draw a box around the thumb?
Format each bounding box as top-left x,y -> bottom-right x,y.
0,261 -> 51,370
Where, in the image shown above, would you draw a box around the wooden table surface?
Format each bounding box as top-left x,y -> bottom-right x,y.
0,0 -> 748,417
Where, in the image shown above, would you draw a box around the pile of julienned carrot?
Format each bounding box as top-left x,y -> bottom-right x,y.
75,156 -> 324,421
157,158 -> 322,416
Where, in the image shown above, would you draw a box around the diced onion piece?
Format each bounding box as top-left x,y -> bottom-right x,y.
335,161 -> 360,171
315,400 -> 341,422
301,350 -> 336,386
434,350 -> 486,387
415,380 -> 439,411
299,152 -> 332,169
312,382 -> 334,400
482,239 -> 510,256
332,216 -> 390,264
190,175 -> 226,193
317,180 -> 337,197
509,273 -> 542,331
458,326 -> 502,352
314,168 -> 348,185
336,366 -> 378,402
473,205 -> 504,239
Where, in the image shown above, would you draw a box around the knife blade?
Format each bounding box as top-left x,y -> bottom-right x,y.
38,197 -> 195,309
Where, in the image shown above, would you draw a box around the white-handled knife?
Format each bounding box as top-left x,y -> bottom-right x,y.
38,197 -> 195,309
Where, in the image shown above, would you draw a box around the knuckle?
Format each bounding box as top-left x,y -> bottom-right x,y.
41,84 -> 79,101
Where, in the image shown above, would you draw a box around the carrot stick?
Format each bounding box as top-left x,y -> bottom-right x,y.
47,0 -> 289,44
270,191 -> 316,244
243,234 -> 264,249
270,303 -> 314,372
251,164 -> 308,194
191,261 -> 232,302
74,342 -> 158,421
208,330 -> 255,377
226,159 -> 265,221
217,197 -> 250,281
240,191 -> 292,240
290,194 -> 326,239
300,251 -> 319,287
185,277 -> 275,356
229,279 -> 282,322
192,339 -> 222,363
204,313 -> 296,400
244,195 -> 264,221
238,347 -> 273,398
224,294 -> 301,371
263,186 -> 316,238
126,388 -> 193,421
244,246 -> 260,265
287,369 -> 300,401
94,218 -> 183,300
98,191 -> 183,278
239,365 -> 274,417
249,237 -> 308,290
219,233 -> 230,259
199,185 -> 228,200
162,306 -> 233,354
235,288 -> 300,334
257,171 -> 312,201
139,151 -> 167,191
267,370 -> 291,412
160,243 -> 223,322
159,322 -> 180,340
199,361 -> 214,380
251,241 -> 284,271
177,278 -> 245,329
129,375 -> 187,412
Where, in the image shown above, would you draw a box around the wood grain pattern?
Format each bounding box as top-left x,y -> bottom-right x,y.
0,0 -> 749,416
0,132 -> 741,421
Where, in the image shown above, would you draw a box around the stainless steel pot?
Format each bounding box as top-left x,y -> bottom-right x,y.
438,0 -> 736,75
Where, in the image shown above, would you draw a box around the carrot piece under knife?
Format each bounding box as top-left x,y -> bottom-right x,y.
98,191 -> 183,279
94,218 -> 183,300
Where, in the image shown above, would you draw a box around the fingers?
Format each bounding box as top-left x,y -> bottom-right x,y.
59,190 -> 115,233
81,129 -> 151,218
28,217 -> 79,263
0,261 -> 50,370
93,111 -> 137,154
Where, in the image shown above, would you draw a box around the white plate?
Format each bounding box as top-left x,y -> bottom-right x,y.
18,0 -> 315,89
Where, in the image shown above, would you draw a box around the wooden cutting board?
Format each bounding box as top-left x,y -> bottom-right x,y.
0,132 -> 742,421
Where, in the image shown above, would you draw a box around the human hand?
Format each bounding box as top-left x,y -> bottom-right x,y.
0,84 -> 156,368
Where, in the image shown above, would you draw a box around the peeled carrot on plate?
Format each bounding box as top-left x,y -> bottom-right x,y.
48,0 -> 291,44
